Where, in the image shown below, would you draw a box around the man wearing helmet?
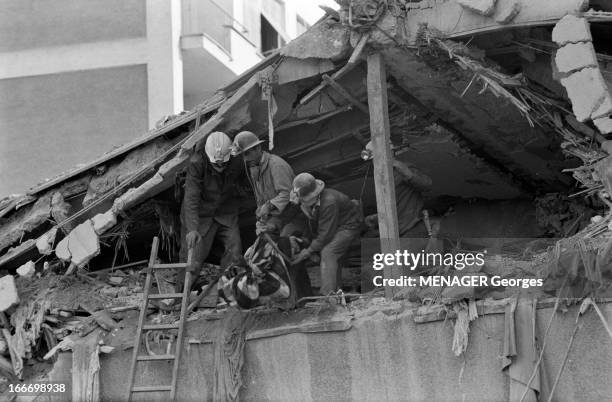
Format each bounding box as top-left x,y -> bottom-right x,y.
284,173 -> 363,295
179,131 -> 247,290
231,131 -> 294,234
361,140 -> 433,237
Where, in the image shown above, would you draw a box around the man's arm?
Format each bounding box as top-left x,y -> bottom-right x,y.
267,159 -> 294,214
308,201 -> 340,253
183,154 -> 205,233
393,159 -> 432,190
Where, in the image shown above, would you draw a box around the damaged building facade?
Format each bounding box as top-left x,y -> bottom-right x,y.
1,0 -> 612,401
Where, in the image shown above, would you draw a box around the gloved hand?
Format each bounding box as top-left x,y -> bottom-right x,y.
186,230 -> 201,249
292,248 -> 311,264
289,236 -> 302,255
289,190 -> 300,205
255,221 -> 276,235
255,202 -> 273,220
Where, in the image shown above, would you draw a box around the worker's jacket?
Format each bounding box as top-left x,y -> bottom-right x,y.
394,161 -> 432,235
247,151 -> 294,218
282,188 -> 363,253
183,152 -> 248,233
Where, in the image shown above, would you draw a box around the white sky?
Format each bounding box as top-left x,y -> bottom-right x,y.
295,0 -> 339,26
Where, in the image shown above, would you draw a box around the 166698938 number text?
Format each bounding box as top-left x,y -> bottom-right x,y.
8,382 -> 67,394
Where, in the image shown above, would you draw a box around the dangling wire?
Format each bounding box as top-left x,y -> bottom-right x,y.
359,162 -> 371,204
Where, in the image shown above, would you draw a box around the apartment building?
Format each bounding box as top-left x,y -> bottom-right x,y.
0,0 -> 315,196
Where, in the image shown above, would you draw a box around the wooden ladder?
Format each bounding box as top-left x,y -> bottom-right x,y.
126,236 -> 193,401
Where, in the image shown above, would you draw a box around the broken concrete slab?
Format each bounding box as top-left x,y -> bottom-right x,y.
592,94 -> 612,120
0,275 -> 19,311
157,152 -> 189,178
458,0 -> 497,16
91,210 -> 117,235
0,194 -> 51,255
55,235 -> 71,262
555,42 -> 598,74
67,221 -> 100,268
55,220 -> 100,268
83,140 -> 173,206
281,19 -> 350,61
595,117 -> 612,134
552,14 -> 592,45
16,261 -> 35,278
560,67 -> 610,122
36,228 -> 57,255
495,0 -> 521,24
112,173 -> 164,214
51,192 -> 72,234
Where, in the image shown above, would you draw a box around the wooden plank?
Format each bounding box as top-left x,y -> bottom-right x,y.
322,74 -> 369,114
299,33 -> 369,105
367,53 -> 401,299
71,331 -> 102,402
182,66 -> 274,151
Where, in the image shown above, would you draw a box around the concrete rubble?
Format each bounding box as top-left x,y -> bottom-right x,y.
36,227 -> 57,255
55,220 -> 100,268
16,261 -> 35,278
91,210 -> 117,235
553,14 -> 612,132
0,275 -> 19,311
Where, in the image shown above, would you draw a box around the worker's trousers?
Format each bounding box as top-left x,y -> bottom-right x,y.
177,214 -> 242,291
319,228 -> 360,295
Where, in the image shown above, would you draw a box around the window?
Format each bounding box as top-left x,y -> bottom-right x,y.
260,14 -> 285,55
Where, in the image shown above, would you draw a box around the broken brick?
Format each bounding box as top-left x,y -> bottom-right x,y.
0,275 -> 19,312
17,261 -> 36,278
595,117 -> 612,134
457,0 -> 497,16
555,42 -> 598,74
495,1 -> 521,24
560,67 -> 609,122
91,210 -> 117,235
552,15 -> 592,46
36,227 -> 57,255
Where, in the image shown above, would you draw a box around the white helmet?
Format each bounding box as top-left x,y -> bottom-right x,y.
204,131 -> 232,164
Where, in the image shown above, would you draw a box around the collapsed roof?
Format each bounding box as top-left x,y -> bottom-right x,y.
1,0 -> 612,273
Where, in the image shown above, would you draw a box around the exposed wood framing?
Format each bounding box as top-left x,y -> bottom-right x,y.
322,74 -> 369,114
367,53 -> 401,299
299,33 -> 369,106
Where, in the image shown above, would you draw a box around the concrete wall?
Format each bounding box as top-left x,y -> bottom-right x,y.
95,301 -> 612,401
0,0 -> 146,52
0,66 -> 148,196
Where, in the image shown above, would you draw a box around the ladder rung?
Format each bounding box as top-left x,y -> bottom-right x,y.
142,323 -> 179,330
136,354 -> 175,361
151,263 -> 187,269
131,385 -> 172,392
148,293 -> 183,299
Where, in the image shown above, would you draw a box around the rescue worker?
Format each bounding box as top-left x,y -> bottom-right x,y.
361,140 -> 433,236
179,131 -> 247,291
286,173 -> 363,295
231,131 -> 294,234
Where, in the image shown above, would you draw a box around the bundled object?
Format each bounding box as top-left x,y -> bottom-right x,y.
218,237 -> 290,309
